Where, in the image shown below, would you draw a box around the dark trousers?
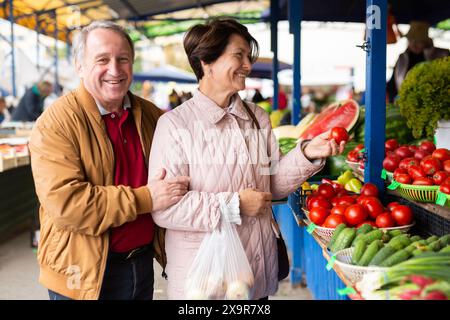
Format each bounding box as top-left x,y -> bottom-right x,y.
48,247 -> 154,300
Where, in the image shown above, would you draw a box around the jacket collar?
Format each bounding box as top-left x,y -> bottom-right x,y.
192,89 -> 249,124
75,82 -> 136,121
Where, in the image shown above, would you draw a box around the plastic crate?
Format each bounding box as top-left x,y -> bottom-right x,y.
385,193 -> 450,237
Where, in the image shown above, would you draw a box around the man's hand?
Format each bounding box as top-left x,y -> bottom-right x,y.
303,130 -> 346,160
239,188 -> 272,217
148,168 -> 190,211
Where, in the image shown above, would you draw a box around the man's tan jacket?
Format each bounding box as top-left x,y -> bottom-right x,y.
29,84 -> 165,299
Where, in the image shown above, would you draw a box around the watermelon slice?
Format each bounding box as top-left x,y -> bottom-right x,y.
299,100 -> 360,140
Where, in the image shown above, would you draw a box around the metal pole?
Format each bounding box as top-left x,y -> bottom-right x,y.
53,11 -> 59,94
364,0 -> 387,193
289,0 -> 302,125
270,0 -> 279,111
36,14 -> 40,71
9,0 -> 16,97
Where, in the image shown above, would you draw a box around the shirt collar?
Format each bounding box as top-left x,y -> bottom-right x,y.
96,95 -> 131,116
192,89 -> 249,124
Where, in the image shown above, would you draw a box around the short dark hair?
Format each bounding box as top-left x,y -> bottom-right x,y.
183,18 -> 259,80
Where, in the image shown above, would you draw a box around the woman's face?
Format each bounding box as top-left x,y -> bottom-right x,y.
206,34 -> 252,93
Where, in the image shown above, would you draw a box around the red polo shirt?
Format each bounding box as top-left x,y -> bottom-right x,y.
102,107 -> 154,253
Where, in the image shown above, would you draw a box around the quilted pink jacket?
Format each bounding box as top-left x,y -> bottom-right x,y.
148,89 -> 324,299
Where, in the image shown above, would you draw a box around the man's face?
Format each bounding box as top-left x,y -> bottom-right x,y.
76,28 -> 133,110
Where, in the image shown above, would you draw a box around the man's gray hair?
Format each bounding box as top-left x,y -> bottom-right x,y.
72,20 -> 135,64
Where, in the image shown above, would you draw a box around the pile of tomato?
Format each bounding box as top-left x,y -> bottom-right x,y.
382,139 -> 450,194
306,182 -> 414,229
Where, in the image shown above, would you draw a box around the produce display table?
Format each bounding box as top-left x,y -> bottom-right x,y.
0,165 -> 39,243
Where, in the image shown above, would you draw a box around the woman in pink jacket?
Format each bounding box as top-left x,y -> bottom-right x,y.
148,19 -> 345,299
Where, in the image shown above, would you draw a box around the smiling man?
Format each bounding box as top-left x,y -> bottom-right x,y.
28,21 -> 190,300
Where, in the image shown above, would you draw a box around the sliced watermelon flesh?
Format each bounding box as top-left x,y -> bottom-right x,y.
299,100 -> 360,140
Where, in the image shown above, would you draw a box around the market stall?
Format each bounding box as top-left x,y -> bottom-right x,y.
0,122 -> 37,244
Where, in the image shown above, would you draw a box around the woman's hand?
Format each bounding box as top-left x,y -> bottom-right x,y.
303,130 -> 346,160
239,189 -> 272,217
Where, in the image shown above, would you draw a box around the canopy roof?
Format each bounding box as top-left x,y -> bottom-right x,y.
133,65 -> 197,84
0,0 -> 267,42
249,57 -> 291,79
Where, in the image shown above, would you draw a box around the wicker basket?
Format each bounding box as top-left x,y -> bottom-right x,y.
333,247 -> 388,284
395,183 -> 439,203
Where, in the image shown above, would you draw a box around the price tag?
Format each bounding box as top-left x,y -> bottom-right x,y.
306,223 -> 317,234
337,286 -> 357,296
436,192 -> 447,206
326,255 -> 336,271
358,148 -> 365,153
381,169 -> 387,180
387,180 -> 400,190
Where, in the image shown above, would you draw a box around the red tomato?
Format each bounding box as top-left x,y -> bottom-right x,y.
308,196 -> 331,210
309,207 -> 330,225
414,149 -> 431,161
395,146 -> 414,159
431,148 -> 450,162
408,165 -> 426,179
354,144 -> 364,152
387,202 -> 401,211
330,204 -> 348,216
344,204 -> 368,226
375,213 -> 396,228
420,158 -> 442,175
347,150 -> 360,162
440,183 -> 450,195
362,197 -> 384,219
419,141 -> 436,153
443,160 -> 450,174
396,173 -> 412,184
399,157 -> 419,170
330,127 -> 349,144
323,214 -> 346,228
385,139 -> 399,152
317,183 -> 336,199
408,145 -> 418,153
336,189 -> 348,197
432,171 -> 449,185
383,154 -> 401,172
337,195 -> 356,206
412,177 -> 434,186
393,168 -> 408,179
390,205 -> 413,226
356,221 -> 377,228
360,183 -> 379,197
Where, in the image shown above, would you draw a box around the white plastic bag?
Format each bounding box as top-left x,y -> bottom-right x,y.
184,197 -> 254,300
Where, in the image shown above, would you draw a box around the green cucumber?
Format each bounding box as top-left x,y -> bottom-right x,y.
362,229 -> 383,244
426,235 -> 439,244
409,235 -> 422,242
356,224 -> 373,235
369,245 -> 397,266
379,249 -> 412,267
327,223 -> 347,250
388,230 -> 403,237
331,228 -> 356,253
428,240 -> 442,252
358,240 -> 382,266
388,234 -> 411,250
351,239 -> 367,265
438,235 -> 450,246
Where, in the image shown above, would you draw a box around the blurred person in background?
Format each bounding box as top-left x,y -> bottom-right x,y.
387,21 -> 449,102
0,96 -> 12,123
11,81 -> 53,122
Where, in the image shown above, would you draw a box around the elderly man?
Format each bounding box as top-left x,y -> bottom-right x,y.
11,80 -> 53,122
29,21 -> 190,300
